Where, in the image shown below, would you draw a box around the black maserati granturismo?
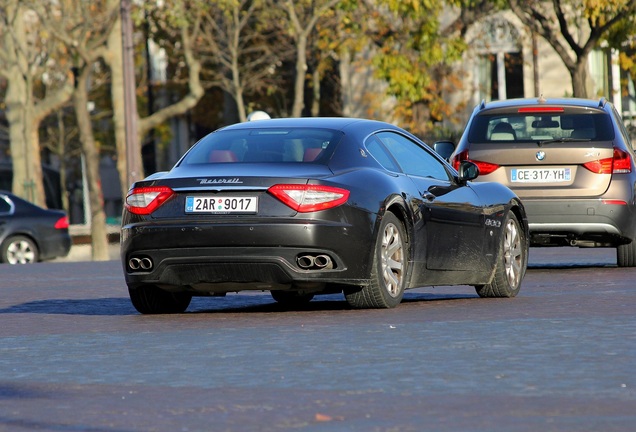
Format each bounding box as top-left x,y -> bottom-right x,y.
121,117 -> 528,314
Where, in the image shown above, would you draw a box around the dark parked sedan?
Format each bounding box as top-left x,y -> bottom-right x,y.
0,191 -> 72,264
121,117 -> 529,314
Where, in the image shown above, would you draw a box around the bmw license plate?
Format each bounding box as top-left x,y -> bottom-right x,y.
185,196 -> 258,213
511,168 -> 571,183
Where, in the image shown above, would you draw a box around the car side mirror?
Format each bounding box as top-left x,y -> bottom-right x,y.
433,141 -> 455,161
458,161 -> 479,182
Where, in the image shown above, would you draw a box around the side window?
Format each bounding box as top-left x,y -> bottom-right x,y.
365,137 -> 401,172
376,131 -> 450,181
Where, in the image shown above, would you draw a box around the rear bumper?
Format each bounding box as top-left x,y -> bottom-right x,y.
121,216 -> 376,292
39,232 -> 72,261
523,199 -> 636,246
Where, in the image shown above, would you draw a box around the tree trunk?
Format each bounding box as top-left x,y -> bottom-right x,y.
74,67 -> 110,261
105,6 -> 130,201
232,59 -> 247,122
6,81 -> 37,204
311,67 -> 320,117
3,4 -> 46,207
56,111 -> 70,214
291,34 -> 308,117
571,60 -> 592,99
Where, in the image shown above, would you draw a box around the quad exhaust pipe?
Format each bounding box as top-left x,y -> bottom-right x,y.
128,256 -> 153,271
297,254 -> 333,270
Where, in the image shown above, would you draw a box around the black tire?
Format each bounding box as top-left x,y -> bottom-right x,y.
475,212 -> 527,298
271,290 -> 315,307
345,212 -> 408,309
128,285 -> 192,314
1,235 -> 39,264
617,241 -> 636,267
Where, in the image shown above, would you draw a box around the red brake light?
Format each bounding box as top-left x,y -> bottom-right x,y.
54,216 -> 69,229
517,107 -> 564,113
602,199 -> 627,205
583,158 -> 613,174
125,186 -> 174,215
451,149 -> 499,175
583,147 -> 632,174
451,150 -> 468,171
268,184 -> 349,213
612,148 -> 631,173
471,160 -> 500,175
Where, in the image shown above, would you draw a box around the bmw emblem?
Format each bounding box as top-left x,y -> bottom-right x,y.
536,151 -> 546,161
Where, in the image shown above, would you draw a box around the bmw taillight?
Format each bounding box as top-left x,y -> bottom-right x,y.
268,184 -> 350,212
451,149 -> 500,175
54,216 -> 69,229
125,186 -> 174,215
612,148 -> 632,173
583,147 -> 632,174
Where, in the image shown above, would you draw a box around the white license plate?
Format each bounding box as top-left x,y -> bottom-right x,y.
185,196 -> 258,213
511,168 -> 571,183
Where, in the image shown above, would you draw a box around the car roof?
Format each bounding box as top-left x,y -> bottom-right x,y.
476,97 -> 609,112
216,117 -> 394,132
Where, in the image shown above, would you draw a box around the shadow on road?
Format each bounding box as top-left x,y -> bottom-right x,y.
0,292 -> 478,316
0,298 -> 136,316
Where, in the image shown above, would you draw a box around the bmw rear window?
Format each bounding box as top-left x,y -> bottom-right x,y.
468,112 -> 615,143
181,128 -> 342,164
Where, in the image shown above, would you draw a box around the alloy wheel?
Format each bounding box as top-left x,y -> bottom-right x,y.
381,222 -> 404,297
7,240 -> 36,264
503,218 -> 523,288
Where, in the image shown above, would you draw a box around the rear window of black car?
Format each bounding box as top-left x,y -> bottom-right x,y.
468,112 -> 615,143
181,128 -> 342,164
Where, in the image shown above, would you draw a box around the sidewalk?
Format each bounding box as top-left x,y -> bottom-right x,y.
53,224 -> 122,262
53,242 -> 121,263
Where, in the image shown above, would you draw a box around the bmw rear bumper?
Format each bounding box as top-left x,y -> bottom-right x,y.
523,199 -> 636,246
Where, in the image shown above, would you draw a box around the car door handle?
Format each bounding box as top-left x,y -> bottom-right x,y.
422,191 -> 436,201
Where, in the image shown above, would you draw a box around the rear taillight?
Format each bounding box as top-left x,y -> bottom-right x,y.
268,184 -> 349,213
54,216 -> 69,229
125,186 -> 174,215
451,149 -> 500,175
583,147 -> 632,174
450,150 -> 468,171
612,148 -> 632,173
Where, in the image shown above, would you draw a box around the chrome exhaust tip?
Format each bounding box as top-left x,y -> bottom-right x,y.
297,254 -> 334,270
314,254 -> 333,269
128,256 -> 153,271
297,255 -> 315,269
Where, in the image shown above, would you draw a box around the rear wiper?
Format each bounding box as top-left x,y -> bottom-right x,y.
537,137 -> 591,147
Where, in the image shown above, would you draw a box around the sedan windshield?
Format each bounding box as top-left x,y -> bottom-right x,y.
181,128 -> 342,164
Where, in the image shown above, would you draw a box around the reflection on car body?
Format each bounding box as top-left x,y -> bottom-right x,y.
121,117 -> 529,314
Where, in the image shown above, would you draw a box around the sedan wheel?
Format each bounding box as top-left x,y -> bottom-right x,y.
345,212 -> 407,308
1,236 -> 39,264
475,212 -> 526,298
128,285 -> 192,314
